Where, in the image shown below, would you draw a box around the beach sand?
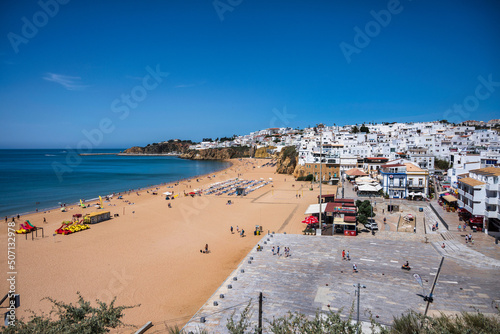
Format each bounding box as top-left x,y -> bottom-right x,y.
0,158 -> 337,331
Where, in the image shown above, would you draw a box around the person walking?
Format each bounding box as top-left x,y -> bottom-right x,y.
342,250 -> 345,260
205,244 -> 209,253
346,250 -> 350,261
277,246 -> 280,256
272,246 -> 275,255
230,226 -> 233,234
353,263 -> 357,273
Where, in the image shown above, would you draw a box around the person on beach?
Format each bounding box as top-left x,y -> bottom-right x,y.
277,246 -> 280,256
205,244 -> 209,253
272,246 -> 275,255
43,217 -> 46,223
346,250 -> 350,261
236,225 -> 239,233
4,216 -> 7,223
231,226 -> 234,234
353,263 -> 357,273
441,243 -> 446,249
342,250 -> 345,260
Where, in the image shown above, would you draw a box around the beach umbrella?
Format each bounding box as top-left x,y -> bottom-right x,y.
189,192 -> 196,195
302,215 -> 318,224
163,192 -> 172,195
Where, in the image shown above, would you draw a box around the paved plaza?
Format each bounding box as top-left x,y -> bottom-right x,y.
183,232 -> 500,333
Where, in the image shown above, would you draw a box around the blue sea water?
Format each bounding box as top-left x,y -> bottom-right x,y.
0,149 -> 230,218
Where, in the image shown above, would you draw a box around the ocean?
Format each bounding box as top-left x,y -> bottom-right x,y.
0,149 -> 230,218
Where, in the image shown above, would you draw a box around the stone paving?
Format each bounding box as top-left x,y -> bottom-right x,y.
183,233 -> 500,333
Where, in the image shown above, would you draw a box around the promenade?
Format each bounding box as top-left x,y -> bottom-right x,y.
183,232 -> 499,333
183,185 -> 500,333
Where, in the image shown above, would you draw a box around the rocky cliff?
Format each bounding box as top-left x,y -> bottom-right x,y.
254,146 -> 275,159
179,147 -> 254,160
122,141 -> 193,154
276,146 -> 298,174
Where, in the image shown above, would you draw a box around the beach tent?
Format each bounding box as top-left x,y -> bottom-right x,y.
163,192 -> 172,195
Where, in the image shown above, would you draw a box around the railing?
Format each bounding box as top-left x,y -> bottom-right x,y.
429,203 -> 449,230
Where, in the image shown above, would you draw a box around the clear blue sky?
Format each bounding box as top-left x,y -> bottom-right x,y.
1,0 -> 499,148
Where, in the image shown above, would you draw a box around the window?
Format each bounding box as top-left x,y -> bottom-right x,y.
419,179 -> 423,186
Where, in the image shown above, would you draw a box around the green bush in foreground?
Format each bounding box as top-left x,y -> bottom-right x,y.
3,293 -> 137,334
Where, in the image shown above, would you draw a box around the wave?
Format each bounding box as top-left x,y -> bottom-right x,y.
45,154 -> 56,156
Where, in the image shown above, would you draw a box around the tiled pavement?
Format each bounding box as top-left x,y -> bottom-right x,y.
183,233 -> 500,333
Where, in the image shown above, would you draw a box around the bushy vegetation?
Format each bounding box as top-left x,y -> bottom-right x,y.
281,146 -> 297,161
9,295 -> 499,334
3,293 -> 136,334
297,174 -> 314,182
355,200 -> 375,225
435,158 -> 450,170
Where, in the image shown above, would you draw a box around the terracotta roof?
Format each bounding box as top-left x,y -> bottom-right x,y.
470,167 -> 500,177
345,168 -> 368,176
458,177 -> 486,187
404,163 -> 424,172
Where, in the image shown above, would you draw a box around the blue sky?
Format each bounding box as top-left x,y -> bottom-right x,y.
1,0 -> 499,148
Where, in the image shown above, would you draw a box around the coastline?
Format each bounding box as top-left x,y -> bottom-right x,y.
1,158 -> 338,331
79,153 -> 181,156
3,158 -> 232,219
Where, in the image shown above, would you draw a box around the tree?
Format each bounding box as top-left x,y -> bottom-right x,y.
3,293 -> 137,334
360,124 -> 370,133
356,200 -> 375,218
351,126 -> 359,134
435,158 -> 450,170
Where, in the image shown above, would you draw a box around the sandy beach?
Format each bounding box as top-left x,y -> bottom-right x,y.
1,158 -> 337,331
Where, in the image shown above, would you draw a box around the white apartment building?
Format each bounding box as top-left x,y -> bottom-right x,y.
457,167 -> 500,235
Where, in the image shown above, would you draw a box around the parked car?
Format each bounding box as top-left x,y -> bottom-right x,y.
364,219 -> 378,230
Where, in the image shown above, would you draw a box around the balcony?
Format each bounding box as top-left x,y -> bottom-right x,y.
465,192 -> 473,201
486,183 -> 500,191
486,197 -> 499,205
485,211 -> 499,219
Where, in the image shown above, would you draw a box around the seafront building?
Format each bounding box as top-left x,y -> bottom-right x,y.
187,120 -> 499,232
457,166 -> 500,234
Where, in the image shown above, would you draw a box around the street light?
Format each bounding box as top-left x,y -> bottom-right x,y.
353,283 -> 366,333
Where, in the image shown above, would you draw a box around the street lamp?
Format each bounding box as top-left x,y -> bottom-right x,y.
353,283 -> 366,333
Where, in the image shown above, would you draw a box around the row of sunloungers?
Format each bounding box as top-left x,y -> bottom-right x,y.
203,179 -> 272,196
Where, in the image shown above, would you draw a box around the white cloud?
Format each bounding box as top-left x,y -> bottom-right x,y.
43,73 -> 89,91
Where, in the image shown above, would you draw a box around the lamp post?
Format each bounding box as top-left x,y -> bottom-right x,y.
353,283 -> 366,333
319,128 -> 323,231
